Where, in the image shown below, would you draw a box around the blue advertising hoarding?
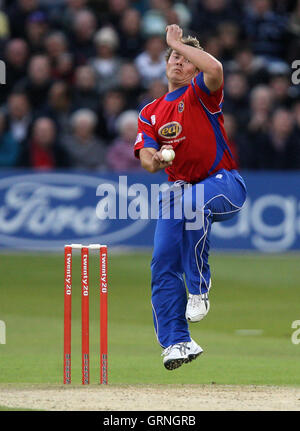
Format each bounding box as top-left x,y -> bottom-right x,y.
0,170 -> 299,252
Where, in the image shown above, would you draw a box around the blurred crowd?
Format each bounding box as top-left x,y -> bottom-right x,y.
0,0 -> 300,172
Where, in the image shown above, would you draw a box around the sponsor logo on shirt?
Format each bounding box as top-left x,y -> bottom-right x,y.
158,122 -> 182,139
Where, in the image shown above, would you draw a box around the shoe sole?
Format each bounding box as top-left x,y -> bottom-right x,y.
186,314 -> 207,322
164,350 -> 203,370
187,317 -> 203,322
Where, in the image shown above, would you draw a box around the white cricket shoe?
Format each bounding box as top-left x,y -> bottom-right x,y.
162,339 -> 203,370
185,291 -> 210,322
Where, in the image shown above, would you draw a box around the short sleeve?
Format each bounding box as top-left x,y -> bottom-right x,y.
192,71 -> 223,114
134,111 -> 159,158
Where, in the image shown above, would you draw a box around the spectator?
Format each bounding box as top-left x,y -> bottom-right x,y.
6,91 -> 32,144
44,31 -> 69,64
3,39 -> 29,101
25,11 -> 49,53
20,117 -> 68,169
0,0 -> 299,172
7,0 -> 39,39
61,109 -> 106,169
167,2 -> 192,30
138,78 -> 168,110
16,55 -> 53,110
51,0 -> 89,31
72,65 -> 99,111
217,21 -> 240,63
202,34 -> 224,61
70,9 -> 97,64
107,110 -> 142,171
117,62 -> 144,110
0,112 -> 21,167
118,8 -> 144,59
243,0 -> 289,69
190,0 -> 241,36
253,108 -> 300,169
141,0 -> 168,37
104,0 -> 130,29
97,88 -> 127,141
287,0 -> 300,61
42,81 -> 73,134
226,44 -> 270,87
44,31 -> 73,81
223,113 -> 240,168
90,26 -> 122,94
269,73 -> 297,109
224,71 -> 250,129
248,85 -> 273,134
289,0 -> 300,35
135,35 -> 167,88
141,0 -> 191,35
159,3 -> 179,28
52,52 -> 75,83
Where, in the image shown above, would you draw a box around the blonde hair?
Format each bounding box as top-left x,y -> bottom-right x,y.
165,35 -> 203,62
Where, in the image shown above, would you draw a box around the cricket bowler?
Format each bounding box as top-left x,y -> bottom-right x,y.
134,24 -> 247,370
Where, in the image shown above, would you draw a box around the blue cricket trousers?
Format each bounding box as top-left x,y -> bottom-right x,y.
151,169 -> 247,348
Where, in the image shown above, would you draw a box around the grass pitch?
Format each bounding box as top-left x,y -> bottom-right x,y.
0,252 -> 299,386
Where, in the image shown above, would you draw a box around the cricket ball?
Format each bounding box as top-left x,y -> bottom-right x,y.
161,148 -> 175,162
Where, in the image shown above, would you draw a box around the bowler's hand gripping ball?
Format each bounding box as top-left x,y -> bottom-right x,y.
161,149 -> 175,162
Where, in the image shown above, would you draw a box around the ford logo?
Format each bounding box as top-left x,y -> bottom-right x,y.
0,172 -> 150,250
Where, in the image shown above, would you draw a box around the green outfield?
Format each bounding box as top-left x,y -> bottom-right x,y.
0,252 -> 299,386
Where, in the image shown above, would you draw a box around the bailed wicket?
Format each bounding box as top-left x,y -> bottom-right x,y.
63,243 -> 108,385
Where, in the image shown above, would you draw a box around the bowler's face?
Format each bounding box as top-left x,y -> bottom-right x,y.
166,50 -> 198,86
